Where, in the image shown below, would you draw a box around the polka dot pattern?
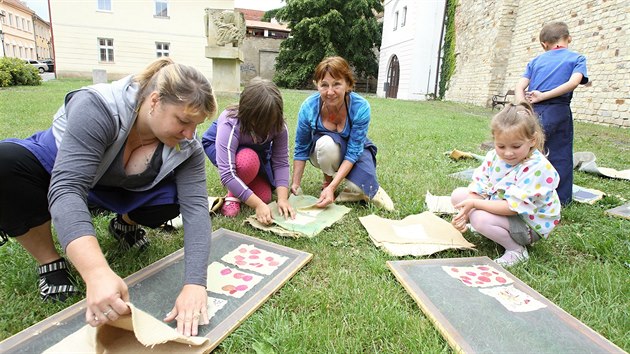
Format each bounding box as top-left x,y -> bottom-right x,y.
468,149 -> 561,238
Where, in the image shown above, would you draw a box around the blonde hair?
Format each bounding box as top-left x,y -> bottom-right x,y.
491,102 -> 545,153
312,56 -> 355,90
134,57 -> 217,119
227,77 -> 285,137
539,21 -> 570,45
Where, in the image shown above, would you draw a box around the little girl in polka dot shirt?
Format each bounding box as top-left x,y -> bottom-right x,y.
450,102 -> 561,267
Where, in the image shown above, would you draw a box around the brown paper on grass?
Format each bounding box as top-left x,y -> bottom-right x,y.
447,149 -> 484,161
359,212 -> 475,257
573,151 -> 630,180
44,303 -> 212,354
425,191 -> 457,215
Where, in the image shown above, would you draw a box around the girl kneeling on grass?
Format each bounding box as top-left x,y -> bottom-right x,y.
202,78 -> 295,224
450,102 -> 561,267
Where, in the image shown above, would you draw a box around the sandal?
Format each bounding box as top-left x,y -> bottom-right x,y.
109,216 -> 150,251
0,229 -> 8,246
209,196 -> 225,214
221,197 -> 241,217
38,257 -> 80,302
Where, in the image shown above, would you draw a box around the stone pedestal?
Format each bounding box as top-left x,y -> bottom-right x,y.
204,4 -> 245,94
92,69 -> 107,84
206,45 -> 243,94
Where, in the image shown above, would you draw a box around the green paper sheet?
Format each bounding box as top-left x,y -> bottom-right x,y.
245,195 -> 351,238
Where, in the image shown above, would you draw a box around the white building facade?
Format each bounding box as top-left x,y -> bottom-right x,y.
377,0 -> 446,100
50,0 -> 213,80
0,0 -> 37,60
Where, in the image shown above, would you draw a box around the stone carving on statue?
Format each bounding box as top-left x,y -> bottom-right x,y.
205,9 -> 246,47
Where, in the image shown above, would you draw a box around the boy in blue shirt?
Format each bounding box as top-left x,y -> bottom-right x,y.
515,21 -> 588,205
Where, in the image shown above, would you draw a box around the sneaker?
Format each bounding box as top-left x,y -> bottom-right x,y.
370,187 -> 395,211
336,190 -> 368,203
38,258 -> 80,302
221,197 -> 241,217
109,216 -> 149,251
336,181 -> 369,203
494,248 -> 529,267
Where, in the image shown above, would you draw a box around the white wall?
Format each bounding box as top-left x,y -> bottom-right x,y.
50,1 -> 213,80
377,0 -> 446,100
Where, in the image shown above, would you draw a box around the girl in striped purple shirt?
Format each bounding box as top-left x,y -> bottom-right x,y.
202,78 -> 295,223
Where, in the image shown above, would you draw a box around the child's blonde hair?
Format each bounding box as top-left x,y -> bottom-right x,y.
491,102 -> 545,153
134,57 -> 217,120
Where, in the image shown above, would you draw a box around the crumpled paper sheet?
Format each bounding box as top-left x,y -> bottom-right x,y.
245,194 -> 351,238
425,191 -> 457,214
359,211 -> 475,257
573,151 -> 630,180
447,149 -> 484,161
44,303 -> 212,354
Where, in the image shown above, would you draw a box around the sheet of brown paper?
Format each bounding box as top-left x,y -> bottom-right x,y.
359,212 -> 475,257
425,191 -> 457,214
44,303 -> 212,354
447,149 -> 484,161
573,151 -> 630,180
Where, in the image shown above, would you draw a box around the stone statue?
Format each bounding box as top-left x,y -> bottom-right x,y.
205,9 -> 246,47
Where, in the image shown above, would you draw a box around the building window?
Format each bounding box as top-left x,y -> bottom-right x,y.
8,13 -> 13,26
393,11 -> 398,30
155,0 -> 168,17
22,18 -> 26,31
27,20 -> 31,32
401,6 -> 407,27
247,28 -> 265,37
98,38 -> 114,62
269,31 -> 289,39
97,0 -> 112,11
0,11 -> 5,24
156,42 -> 170,57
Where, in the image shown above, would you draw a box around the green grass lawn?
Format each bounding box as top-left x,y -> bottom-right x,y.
0,80 -> 629,352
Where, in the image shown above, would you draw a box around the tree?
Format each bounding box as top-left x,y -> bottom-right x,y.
274,0 -> 383,89
261,8 -> 281,22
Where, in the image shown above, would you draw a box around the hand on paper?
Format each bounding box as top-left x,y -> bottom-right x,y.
164,284 -> 209,336
255,204 -> 274,225
316,186 -> 335,208
84,267 -> 130,326
290,183 -> 302,196
277,199 -> 296,220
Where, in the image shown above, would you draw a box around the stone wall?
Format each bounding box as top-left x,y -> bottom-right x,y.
445,0 -> 629,127
239,36 -> 283,84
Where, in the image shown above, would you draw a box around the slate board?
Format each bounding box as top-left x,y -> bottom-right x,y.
0,228 -> 312,353
387,257 -> 625,354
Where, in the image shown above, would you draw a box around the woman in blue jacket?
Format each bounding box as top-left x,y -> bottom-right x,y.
291,56 -> 394,211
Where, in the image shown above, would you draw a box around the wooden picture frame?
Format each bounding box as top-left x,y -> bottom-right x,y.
388,257 -> 624,353
0,228 -> 312,353
605,203 -> 630,220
